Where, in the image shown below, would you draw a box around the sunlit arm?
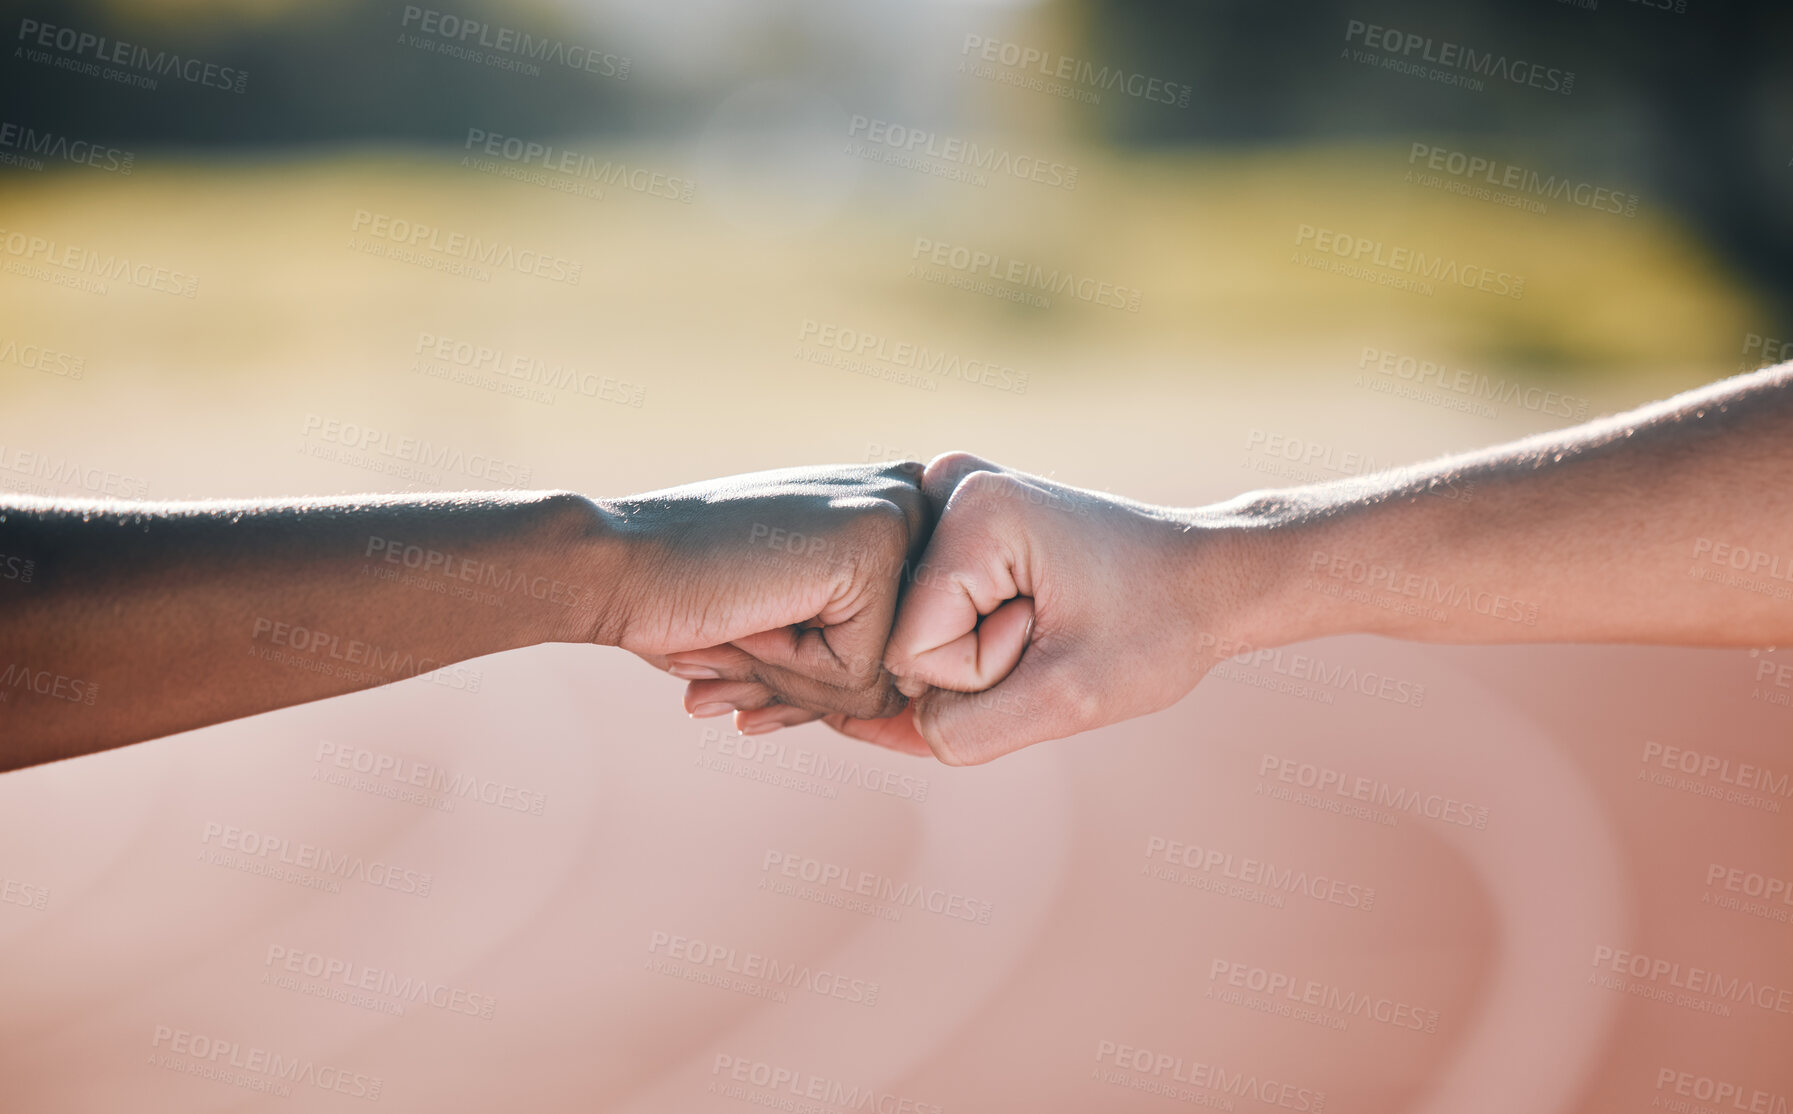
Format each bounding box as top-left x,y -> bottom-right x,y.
1219,361 -> 1793,651
0,462 -> 930,773
852,364 -> 1793,765
0,491 -> 620,770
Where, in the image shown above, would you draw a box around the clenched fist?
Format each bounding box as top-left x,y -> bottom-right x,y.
622,462 -> 932,726
825,452 -> 1275,764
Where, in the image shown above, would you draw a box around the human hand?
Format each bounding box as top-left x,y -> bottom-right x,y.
596,462 -> 929,731
824,453 -> 1276,764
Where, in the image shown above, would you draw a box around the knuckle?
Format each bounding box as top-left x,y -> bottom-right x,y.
948,468 -> 1018,517
883,645 -> 919,681
926,450 -> 989,480
882,478 -> 928,527
806,675 -> 899,721
881,459 -> 927,485
859,682 -> 909,721
837,648 -> 884,686
732,685 -> 777,712
844,499 -> 911,561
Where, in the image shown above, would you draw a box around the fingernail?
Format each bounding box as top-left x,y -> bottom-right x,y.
690,702 -> 734,718
669,663 -> 722,680
740,722 -> 785,736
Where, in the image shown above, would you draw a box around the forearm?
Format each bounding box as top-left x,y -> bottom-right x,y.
1202,363 -> 1793,650
0,490 -> 622,769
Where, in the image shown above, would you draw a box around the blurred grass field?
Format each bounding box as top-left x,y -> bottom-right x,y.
0,143 -> 1766,507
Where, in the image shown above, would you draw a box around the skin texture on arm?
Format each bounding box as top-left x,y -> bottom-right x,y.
817,363 -> 1793,765
1219,360 -> 1793,651
0,463 -> 927,772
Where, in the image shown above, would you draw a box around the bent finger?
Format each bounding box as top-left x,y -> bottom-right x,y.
735,704 -> 823,735
684,679 -> 778,716
899,595 -> 1034,693
822,708 -> 933,758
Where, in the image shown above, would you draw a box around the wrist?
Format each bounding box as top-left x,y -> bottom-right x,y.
537,491 -> 640,646
1169,492 -> 1347,659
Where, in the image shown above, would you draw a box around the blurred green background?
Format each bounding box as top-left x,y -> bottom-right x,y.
2,0 -> 1790,506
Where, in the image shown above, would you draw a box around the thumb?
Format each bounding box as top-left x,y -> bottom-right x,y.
911,640 -> 1093,765
895,595 -> 1034,696
884,467 -> 1030,696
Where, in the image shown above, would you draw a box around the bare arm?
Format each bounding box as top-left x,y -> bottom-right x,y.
0,464 -> 928,772
820,365 -> 1793,764
1221,361 -> 1793,650
0,491 -> 611,767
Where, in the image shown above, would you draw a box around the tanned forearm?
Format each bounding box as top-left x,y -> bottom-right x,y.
0,462 -> 933,772
0,491 -> 620,770
1208,363 -> 1793,651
